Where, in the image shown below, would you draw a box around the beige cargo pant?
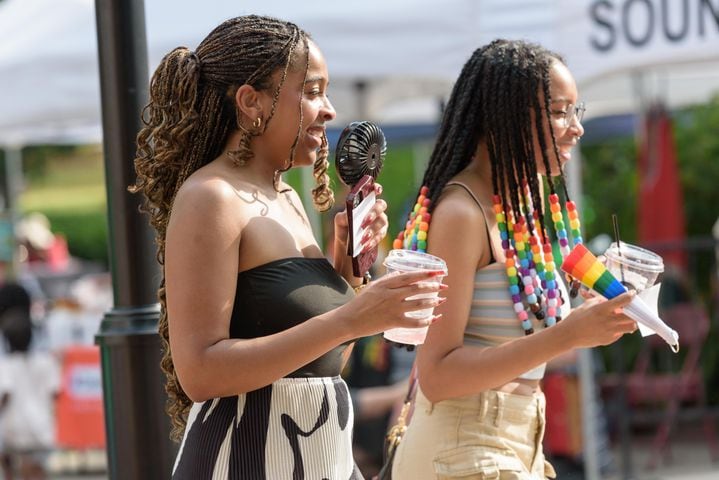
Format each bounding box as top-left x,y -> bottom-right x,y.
392,388 -> 556,479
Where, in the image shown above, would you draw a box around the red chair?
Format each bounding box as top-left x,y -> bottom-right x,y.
601,302 -> 719,469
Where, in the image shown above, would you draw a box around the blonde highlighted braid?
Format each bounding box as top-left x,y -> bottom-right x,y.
312,132 -> 334,212
130,15 -> 315,441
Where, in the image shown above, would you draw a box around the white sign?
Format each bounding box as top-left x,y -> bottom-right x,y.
559,0 -> 719,84
69,364 -> 103,400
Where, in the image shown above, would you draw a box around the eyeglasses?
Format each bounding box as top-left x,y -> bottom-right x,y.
555,101 -> 585,128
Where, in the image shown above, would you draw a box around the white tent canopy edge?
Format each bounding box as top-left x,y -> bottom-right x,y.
2,0 -> 719,146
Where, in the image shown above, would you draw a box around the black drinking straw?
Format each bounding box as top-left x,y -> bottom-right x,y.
611,214 -> 626,284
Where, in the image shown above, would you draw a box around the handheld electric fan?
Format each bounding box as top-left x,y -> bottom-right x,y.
335,121 -> 387,277
561,243 -> 679,352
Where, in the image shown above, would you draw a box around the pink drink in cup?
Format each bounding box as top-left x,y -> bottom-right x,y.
382,249 -> 448,345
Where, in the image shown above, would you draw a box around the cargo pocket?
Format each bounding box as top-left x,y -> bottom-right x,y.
433,445 -> 525,479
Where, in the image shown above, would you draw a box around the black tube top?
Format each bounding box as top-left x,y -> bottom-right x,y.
230,257 -> 355,377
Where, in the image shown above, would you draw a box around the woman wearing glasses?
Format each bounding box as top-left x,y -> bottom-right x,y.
391,39 -> 637,479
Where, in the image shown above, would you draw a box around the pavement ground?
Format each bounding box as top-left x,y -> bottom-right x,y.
45,423 -> 719,479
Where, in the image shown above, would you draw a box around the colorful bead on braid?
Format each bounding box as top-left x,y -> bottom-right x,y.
493,180 -> 592,334
549,193 -> 584,297
565,200 -> 585,297
518,183 -> 545,321
515,216 -> 543,319
394,186 -> 432,253
529,235 -> 545,297
541,240 -> 562,326
519,183 -> 564,326
396,183 -> 585,336
502,207 -> 530,333
494,196 -> 544,335
550,193 -> 570,258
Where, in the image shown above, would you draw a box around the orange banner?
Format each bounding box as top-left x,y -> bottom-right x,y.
55,346 -> 106,448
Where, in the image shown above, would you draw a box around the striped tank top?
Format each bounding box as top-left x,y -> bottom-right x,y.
446,182 -> 571,380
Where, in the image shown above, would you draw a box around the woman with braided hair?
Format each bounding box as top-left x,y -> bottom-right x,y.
391,39 -> 637,479
132,15 -> 445,479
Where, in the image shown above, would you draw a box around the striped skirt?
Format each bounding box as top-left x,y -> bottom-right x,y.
172,376 -> 362,480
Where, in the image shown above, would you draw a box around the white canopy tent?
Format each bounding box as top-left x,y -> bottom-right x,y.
2,0 -> 719,146
0,0 -> 472,146
2,2 -> 719,478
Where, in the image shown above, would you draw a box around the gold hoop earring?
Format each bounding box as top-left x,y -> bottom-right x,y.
253,117 -> 262,129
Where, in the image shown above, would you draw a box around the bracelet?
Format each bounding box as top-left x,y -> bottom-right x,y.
353,272 -> 372,294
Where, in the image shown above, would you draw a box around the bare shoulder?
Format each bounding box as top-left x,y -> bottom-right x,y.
173,173 -> 238,210
428,185 -> 490,268
431,187 -> 486,232
169,173 -> 245,236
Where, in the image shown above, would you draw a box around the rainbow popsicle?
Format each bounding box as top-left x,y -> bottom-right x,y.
561,244 -> 626,299
560,244 -> 679,352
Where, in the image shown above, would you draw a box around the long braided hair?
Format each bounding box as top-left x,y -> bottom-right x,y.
420,39 -> 569,241
131,15 -> 331,440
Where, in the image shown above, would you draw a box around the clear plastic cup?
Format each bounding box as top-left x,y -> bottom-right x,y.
603,242 -> 678,351
603,242 -> 664,291
382,249 -> 448,345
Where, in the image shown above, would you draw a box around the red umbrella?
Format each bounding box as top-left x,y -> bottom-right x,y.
637,103 -> 687,269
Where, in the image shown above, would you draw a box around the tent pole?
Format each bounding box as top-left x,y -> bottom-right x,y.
1,145 -> 23,279
566,147 -> 601,480
93,1 -> 175,478
714,217 -> 719,284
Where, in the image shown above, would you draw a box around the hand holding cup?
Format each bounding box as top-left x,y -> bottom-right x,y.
381,249 -> 448,345
343,267 -> 447,340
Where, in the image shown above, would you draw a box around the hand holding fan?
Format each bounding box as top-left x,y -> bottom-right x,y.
334,121 -> 387,278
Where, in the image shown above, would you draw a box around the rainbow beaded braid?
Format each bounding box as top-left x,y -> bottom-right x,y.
395,184 -> 584,335
495,195 -> 550,334
494,181 -> 585,334
549,192 -> 584,297
519,180 -> 560,327
394,186 -> 432,253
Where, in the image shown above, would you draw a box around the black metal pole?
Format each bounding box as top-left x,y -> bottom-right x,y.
93,0 -> 175,478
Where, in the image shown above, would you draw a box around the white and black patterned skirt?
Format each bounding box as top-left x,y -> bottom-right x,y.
172,376 -> 362,480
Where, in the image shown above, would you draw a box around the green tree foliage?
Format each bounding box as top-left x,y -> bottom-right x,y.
580,136 -> 638,243
672,97 -> 719,402
582,97 -> 719,298
673,96 -> 719,240
582,97 -> 719,402
22,145 -> 79,183
19,145 -> 108,266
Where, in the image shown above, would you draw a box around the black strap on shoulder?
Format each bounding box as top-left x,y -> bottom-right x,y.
445,181 -> 483,209
444,182 -> 496,263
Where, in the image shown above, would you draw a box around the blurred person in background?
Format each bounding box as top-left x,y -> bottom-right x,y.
0,284 -> 61,480
343,335 -> 414,477
15,213 -> 69,273
0,337 -> 10,480
0,215 -> 49,325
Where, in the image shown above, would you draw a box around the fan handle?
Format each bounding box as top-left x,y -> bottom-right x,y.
345,175 -> 378,277
334,121 -> 386,279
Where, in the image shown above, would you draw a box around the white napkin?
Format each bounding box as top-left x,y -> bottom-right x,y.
624,282 -> 680,352
636,283 -> 661,337
351,191 -> 376,258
